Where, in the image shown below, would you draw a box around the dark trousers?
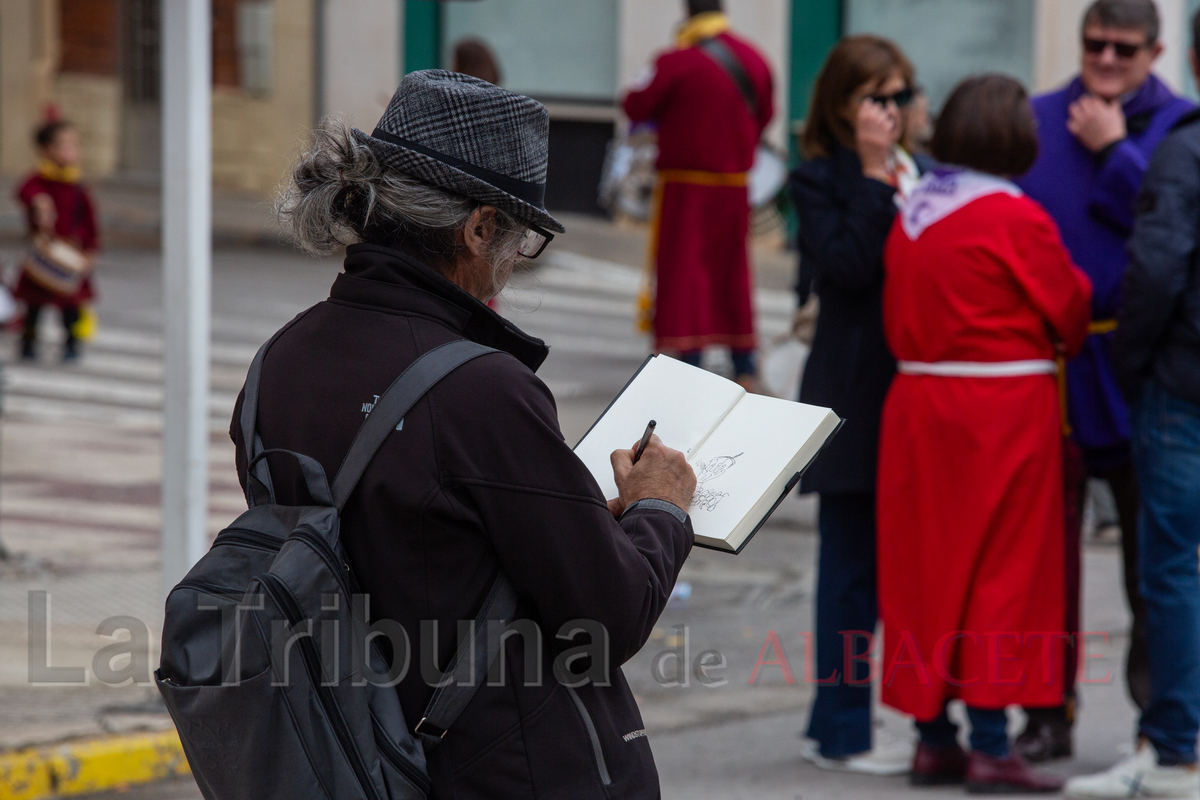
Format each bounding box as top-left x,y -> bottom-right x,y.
1132,380 -> 1200,763
918,704 -> 1010,758
806,491 -> 877,758
22,304 -> 81,344
679,349 -> 756,379
1034,440 -> 1149,726
1099,459 -> 1151,710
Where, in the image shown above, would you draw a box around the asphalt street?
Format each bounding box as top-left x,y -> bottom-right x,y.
0,234 -> 1143,799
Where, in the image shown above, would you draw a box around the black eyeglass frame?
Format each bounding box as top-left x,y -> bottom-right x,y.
518,224 -> 554,259
867,87 -> 916,109
1082,37 -> 1151,59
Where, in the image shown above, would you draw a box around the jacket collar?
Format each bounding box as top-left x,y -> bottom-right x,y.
1066,73 -> 1178,118
829,142 -> 930,188
331,243 -> 549,372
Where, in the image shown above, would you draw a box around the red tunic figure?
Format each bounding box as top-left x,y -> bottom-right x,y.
877,170 -> 1091,721
622,10 -> 772,378
15,121 -> 98,361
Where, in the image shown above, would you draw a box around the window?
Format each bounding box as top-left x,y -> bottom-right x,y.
845,0 -> 1034,110
236,1 -> 273,97
123,0 -> 160,104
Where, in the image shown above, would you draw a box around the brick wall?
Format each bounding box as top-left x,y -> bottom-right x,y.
213,0 -> 241,88
59,0 -> 118,76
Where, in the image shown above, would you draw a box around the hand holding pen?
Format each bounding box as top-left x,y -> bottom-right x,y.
608,419 -> 696,517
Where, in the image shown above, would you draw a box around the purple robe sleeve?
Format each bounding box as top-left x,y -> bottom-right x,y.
1088,139 -> 1149,234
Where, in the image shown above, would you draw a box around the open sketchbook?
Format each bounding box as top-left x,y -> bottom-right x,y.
574,355 -> 842,554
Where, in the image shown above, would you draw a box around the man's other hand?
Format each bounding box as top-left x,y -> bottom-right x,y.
1068,95 -> 1127,153
609,435 -> 696,516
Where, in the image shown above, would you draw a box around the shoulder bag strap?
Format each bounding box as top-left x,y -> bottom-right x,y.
414,572 -> 520,750
697,36 -> 759,121
330,339 -> 498,510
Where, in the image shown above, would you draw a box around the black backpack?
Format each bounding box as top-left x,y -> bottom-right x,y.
156,339 -> 518,800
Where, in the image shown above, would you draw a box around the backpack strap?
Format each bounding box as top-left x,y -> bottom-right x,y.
330,339 -> 498,509
413,572 -> 520,750
325,338 -> 520,749
239,310 -> 314,505
240,342 -> 276,505
244,448 -> 334,507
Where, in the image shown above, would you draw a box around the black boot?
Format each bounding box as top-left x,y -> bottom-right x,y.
19,337 -> 36,361
1014,705 -> 1073,763
62,337 -> 80,363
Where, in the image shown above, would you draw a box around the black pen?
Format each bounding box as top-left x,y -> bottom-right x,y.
632,420 -> 657,465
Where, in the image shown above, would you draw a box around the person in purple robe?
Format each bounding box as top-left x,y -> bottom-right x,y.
1014,0 -> 1194,764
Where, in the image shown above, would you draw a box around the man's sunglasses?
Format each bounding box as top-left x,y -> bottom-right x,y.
867,87 -> 915,108
517,225 -> 553,259
1083,37 -> 1149,59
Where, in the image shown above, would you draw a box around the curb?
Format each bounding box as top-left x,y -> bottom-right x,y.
0,730 -> 190,800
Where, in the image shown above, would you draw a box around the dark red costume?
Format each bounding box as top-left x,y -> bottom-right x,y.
14,172 -> 98,307
622,17 -> 772,353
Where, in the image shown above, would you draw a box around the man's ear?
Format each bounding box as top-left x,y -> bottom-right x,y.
1150,40 -> 1165,62
1191,48 -> 1199,86
463,206 -> 498,258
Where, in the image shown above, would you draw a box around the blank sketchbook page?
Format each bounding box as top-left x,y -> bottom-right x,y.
686,393 -> 837,547
573,355 -> 744,501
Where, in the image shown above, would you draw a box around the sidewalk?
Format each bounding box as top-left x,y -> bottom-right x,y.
0,408 -> 1145,800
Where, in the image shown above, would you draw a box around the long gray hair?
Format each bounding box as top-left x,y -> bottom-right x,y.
275,117 -> 525,285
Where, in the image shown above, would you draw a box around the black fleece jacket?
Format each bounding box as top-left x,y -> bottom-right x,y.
231,244 -> 693,799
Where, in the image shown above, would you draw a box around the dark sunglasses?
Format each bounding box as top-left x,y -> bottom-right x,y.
1083,37 -> 1149,59
867,87 -> 915,108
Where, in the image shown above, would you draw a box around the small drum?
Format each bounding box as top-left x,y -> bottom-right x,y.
21,235 -> 91,295
748,144 -> 788,208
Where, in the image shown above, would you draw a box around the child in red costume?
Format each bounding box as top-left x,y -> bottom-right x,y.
15,120 -> 99,361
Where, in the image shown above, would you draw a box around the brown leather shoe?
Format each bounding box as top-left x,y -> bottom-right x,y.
966,750 -> 1063,794
910,741 -> 969,785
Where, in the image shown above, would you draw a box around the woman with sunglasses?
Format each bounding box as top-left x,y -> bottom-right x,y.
789,34 -> 929,776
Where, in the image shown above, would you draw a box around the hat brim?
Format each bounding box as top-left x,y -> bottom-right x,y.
351,128 -> 565,235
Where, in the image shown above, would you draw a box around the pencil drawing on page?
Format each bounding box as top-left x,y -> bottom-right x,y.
690,453 -> 742,512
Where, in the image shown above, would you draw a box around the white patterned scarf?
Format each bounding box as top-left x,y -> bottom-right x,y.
899,168 -> 1022,240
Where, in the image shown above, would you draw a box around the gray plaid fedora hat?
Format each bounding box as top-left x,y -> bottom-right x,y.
351,70 -> 565,234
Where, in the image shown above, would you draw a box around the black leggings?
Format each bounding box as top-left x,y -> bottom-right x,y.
22,304 -> 81,343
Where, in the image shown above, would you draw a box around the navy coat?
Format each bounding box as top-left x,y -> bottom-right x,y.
790,144 -> 925,495
1117,108 -> 1200,407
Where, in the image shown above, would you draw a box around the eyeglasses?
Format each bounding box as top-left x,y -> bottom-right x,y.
867,87 -> 915,108
1083,37 -> 1149,59
517,225 -> 553,259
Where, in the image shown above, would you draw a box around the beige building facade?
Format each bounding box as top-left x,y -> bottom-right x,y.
0,0 -> 314,196
2,0 -> 1197,201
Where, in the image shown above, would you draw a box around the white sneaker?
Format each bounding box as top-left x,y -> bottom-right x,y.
800,737 -> 913,776
1065,743 -> 1200,798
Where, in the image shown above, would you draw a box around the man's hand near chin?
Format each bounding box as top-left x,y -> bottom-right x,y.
1068,94 -> 1128,153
